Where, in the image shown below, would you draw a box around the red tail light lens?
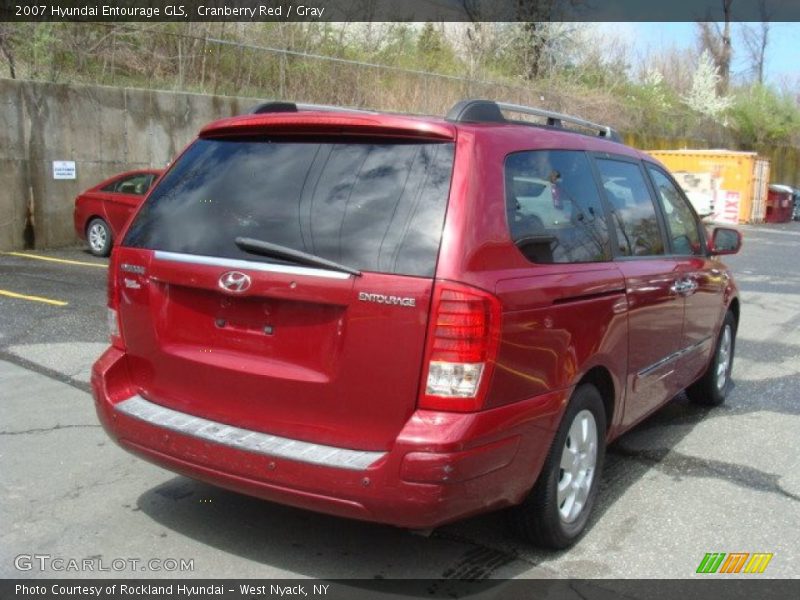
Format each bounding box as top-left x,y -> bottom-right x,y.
107,249 -> 124,350
420,282 -> 502,412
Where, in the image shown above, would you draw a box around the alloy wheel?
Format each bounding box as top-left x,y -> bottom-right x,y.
557,409 -> 598,524
716,325 -> 732,391
88,222 -> 107,252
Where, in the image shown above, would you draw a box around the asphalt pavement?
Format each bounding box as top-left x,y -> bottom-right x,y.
1,226 -> 799,580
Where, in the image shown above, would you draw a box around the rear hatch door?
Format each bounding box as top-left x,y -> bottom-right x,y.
116,118 -> 456,451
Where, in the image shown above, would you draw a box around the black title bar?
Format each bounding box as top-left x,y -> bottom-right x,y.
3,579 -> 800,600
3,0 -> 800,22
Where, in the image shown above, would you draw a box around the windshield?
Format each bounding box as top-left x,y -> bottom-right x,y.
124,137 -> 455,277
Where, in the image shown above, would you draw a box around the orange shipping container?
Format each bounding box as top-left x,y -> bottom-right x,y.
647,149 -> 770,224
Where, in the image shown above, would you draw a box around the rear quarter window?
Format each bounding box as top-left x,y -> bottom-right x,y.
505,150 -> 612,264
124,138 -> 455,277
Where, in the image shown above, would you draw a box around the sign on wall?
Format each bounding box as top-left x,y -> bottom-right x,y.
52,161 -> 76,180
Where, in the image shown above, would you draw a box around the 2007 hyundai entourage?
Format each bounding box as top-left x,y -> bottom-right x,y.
92,99 -> 742,548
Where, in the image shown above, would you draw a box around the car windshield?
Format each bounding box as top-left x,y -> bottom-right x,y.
124,137 -> 455,277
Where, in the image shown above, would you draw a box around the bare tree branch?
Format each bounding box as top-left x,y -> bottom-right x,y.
739,0 -> 770,84
697,0 -> 733,94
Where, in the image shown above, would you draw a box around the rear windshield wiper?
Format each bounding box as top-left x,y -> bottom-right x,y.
235,237 -> 362,277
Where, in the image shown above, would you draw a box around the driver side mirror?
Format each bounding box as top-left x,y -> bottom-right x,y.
709,227 -> 742,255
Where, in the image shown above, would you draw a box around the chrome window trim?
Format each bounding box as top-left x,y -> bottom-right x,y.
115,395 -> 384,470
153,250 -> 352,280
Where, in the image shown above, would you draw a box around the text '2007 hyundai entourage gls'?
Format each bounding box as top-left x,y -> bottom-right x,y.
92,100 -> 742,548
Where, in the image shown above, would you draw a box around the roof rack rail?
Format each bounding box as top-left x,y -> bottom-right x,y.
249,101 -> 375,115
446,99 -> 622,142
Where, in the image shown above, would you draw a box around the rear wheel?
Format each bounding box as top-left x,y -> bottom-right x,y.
687,310 -> 737,406
510,384 -> 606,549
86,218 -> 112,257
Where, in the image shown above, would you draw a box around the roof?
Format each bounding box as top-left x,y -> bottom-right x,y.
200,100 -> 625,148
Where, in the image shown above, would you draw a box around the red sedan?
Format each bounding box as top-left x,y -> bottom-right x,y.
74,169 -> 161,256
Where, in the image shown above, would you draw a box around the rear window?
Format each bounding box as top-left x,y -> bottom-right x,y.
124,137 -> 455,277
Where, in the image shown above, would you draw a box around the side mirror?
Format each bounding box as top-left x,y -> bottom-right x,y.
709,227 -> 742,256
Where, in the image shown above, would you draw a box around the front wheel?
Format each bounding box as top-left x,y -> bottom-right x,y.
687,310 -> 737,406
86,218 -> 112,257
509,384 -> 606,549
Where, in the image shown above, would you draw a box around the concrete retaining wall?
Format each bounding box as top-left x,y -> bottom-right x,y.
0,79 -> 251,250
3,78 -> 798,251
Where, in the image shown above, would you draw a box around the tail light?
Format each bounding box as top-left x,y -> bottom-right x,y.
420,282 -> 502,412
107,249 -> 124,350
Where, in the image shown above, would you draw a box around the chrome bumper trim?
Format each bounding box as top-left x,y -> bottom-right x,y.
115,395 -> 384,471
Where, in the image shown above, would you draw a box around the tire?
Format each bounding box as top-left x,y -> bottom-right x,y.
509,384 -> 607,549
86,218 -> 112,257
687,310 -> 737,407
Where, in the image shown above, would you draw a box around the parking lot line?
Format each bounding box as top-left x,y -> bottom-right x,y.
1,251 -> 107,268
0,289 -> 69,306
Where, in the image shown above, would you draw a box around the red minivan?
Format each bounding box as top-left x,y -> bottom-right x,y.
92,100 -> 741,548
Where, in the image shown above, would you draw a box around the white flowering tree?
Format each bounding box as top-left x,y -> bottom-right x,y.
683,50 -> 732,121
639,68 -> 671,111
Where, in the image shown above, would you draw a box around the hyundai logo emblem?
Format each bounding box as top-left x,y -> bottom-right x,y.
218,271 -> 252,293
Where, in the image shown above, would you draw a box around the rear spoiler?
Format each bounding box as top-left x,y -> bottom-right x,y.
200,112 -> 456,142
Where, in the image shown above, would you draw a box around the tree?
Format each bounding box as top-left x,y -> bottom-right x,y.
563,24 -> 631,90
739,0 -> 770,84
460,0 -> 585,81
728,85 -> 800,148
416,23 -> 456,73
683,50 -> 732,121
637,45 -> 697,97
0,24 -> 16,78
513,22 -> 581,80
697,0 -> 734,94
452,22 -> 501,80
638,68 -> 672,112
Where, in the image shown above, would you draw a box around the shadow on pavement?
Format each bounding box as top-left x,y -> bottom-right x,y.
135,386 -> 779,582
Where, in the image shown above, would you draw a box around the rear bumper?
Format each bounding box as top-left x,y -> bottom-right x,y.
92,347 -> 566,529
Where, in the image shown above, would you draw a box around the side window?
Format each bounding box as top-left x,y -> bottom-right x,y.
505,150 -> 611,264
595,158 -> 665,257
647,166 -> 703,255
111,174 -> 152,195
101,178 -> 122,193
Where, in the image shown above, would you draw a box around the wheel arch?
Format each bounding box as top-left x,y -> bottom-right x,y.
85,215 -> 108,234
727,296 -> 740,329
574,365 -> 616,433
